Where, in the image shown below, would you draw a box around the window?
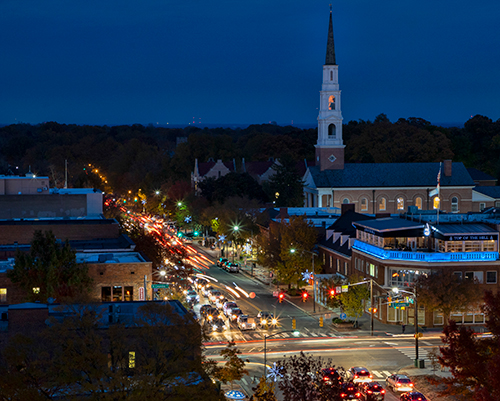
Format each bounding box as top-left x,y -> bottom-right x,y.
480,202 -> 486,211
433,311 -> 444,325
433,196 -> 440,209
129,351 -> 136,368
486,271 -> 497,284
464,271 -> 474,281
453,271 -> 463,280
360,198 -> 368,211
336,259 -> 340,271
344,262 -> 348,275
451,197 -> 459,213
328,95 -> 335,110
415,197 -> 422,210
124,286 -> 133,302
330,70 -> 333,81
102,287 -> 111,302
396,197 -> 404,210
496,201 -> 500,207
113,286 -> 123,302
0,288 -> 6,303
379,197 -> 386,211
474,272 -> 484,284
33,287 -> 40,294
342,198 -> 349,204
328,124 -> 336,137
369,263 -> 376,276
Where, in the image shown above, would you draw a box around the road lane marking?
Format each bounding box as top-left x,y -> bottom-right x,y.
383,370 -> 392,376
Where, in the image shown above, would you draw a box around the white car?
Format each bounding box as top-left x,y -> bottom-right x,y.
237,315 -> 256,331
223,301 -> 238,316
385,374 -> 414,392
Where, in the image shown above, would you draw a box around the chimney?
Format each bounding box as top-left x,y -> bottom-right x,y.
279,207 -> 289,220
341,203 -> 355,215
444,160 -> 452,177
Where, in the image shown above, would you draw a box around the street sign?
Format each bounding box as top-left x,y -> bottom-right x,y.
390,302 -> 409,308
152,283 -> 169,289
340,313 -> 347,320
341,285 -> 348,293
336,286 -> 342,294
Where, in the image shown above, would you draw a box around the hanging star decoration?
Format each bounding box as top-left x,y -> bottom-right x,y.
267,363 -> 283,382
243,244 -> 252,254
301,270 -> 313,281
141,199 -> 146,205
218,234 -> 226,242
184,215 -> 192,223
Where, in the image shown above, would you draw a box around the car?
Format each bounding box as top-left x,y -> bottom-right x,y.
202,285 -> 214,297
215,297 -> 228,309
339,382 -> 364,400
360,381 -> 386,401
195,278 -> 209,290
347,367 -> 373,384
237,315 -> 256,331
385,374 -> 414,392
229,308 -> 243,322
223,301 -> 238,316
209,290 -> 224,303
217,258 -> 228,267
257,311 -> 277,328
226,262 -> 240,273
319,367 -> 343,386
185,290 -> 199,304
400,392 -> 427,401
210,318 -> 228,333
199,304 -> 213,317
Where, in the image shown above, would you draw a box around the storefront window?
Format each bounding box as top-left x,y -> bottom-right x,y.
113,286 -> 123,302
102,287 -> 111,302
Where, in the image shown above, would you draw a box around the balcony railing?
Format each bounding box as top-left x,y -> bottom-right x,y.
353,241 -> 498,262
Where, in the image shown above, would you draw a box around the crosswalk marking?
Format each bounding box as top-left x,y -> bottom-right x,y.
383,370 -> 392,376
371,370 -> 383,378
241,378 -> 248,385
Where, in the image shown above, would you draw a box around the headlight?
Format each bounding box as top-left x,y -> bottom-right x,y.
252,323 -> 256,327
232,315 -> 236,319
262,319 -> 267,325
208,315 -> 213,320
212,325 -> 217,331
272,319 -> 277,325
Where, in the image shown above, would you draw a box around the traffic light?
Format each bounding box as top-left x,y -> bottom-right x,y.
292,319 -> 296,330
319,317 -> 324,327
302,292 -> 309,302
372,308 -> 377,313
278,292 -> 284,303
193,231 -> 199,236
387,296 -> 392,303
329,289 -> 336,298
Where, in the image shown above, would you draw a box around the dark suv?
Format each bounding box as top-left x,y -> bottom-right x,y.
319,367 -> 343,386
339,382 -> 364,400
400,392 -> 427,401
359,381 -> 385,401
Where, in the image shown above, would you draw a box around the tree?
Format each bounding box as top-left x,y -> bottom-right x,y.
213,341 -> 248,389
275,351 -> 344,401
415,270 -> 483,325
264,155 -> 304,207
250,376 -> 278,401
319,277 -> 343,310
431,291 -> 500,400
338,274 -> 370,324
7,230 -> 93,303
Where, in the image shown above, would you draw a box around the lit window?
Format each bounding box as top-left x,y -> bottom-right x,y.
451,197 -> 458,213
328,95 -> 335,110
129,351 -> 135,368
397,197 -> 404,210
379,197 -> 386,211
33,287 -> 40,294
415,197 -> 422,210
433,197 -> 440,209
0,288 -> 6,302
360,198 -> 368,211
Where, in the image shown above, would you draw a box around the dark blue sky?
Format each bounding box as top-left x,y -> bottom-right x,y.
1,1 -> 499,126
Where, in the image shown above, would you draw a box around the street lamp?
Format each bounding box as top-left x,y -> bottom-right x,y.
264,330 -> 300,378
392,287 -> 420,365
232,225 -> 240,263
290,248 -> 318,313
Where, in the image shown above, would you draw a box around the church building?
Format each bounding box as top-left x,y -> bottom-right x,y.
303,10 -> 476,215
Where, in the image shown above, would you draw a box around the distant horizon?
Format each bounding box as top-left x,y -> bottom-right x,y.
0,120 -> 466,130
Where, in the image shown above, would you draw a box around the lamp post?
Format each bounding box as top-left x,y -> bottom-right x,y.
393,287 -> 419,363
264,330 -> 300,378
290,248 -> 317,313
232,225 -> 239,263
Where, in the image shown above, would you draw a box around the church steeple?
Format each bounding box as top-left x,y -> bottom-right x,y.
315,7 -> 345,171
325,7 -> 336,65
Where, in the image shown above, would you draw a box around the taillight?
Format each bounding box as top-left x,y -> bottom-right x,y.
381,389 -> 385,394
354,375 -> 358,378
367,390 -> 372,394
410,383 -> 414,387
355,393 -> 361,397
369,374 -> 373,378
323,377 -> 328,381
340,394 -> 346,398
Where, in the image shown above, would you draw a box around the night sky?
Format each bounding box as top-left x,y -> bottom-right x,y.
1,1 -> 499,126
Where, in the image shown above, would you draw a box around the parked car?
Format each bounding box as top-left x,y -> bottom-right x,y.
359,381 -> 386,401
339,382 -> 364,400
400,392 -> 427,401
347,367 -> 373,383
385,374 -> 414,392
226,262 -> 240,273
257,311 -> 277,328
217,258 -> 228,267
319,367 -> 343,386
237,315 -> 256,331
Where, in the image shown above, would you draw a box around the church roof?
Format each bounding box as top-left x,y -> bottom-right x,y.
308,162 -> 474,189
325,9 -> 336,65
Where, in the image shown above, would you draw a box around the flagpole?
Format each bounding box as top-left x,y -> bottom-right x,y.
437,162 -> 441,225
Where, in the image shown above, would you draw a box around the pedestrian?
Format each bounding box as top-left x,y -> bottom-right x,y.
402,324 -> 406,333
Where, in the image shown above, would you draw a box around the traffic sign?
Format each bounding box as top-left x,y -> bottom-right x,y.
340,313 -> 347,320
139,287 -> 145,301
390,302 -> 409,308
152,283 -> 169,289
341,285 -> 348,293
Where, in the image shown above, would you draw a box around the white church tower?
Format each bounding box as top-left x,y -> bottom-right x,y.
315,8 -> 345,171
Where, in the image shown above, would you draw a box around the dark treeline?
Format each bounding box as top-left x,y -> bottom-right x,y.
1,114 -> 499,195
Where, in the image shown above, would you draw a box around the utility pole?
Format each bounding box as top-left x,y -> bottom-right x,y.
370,279 -> 374,336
